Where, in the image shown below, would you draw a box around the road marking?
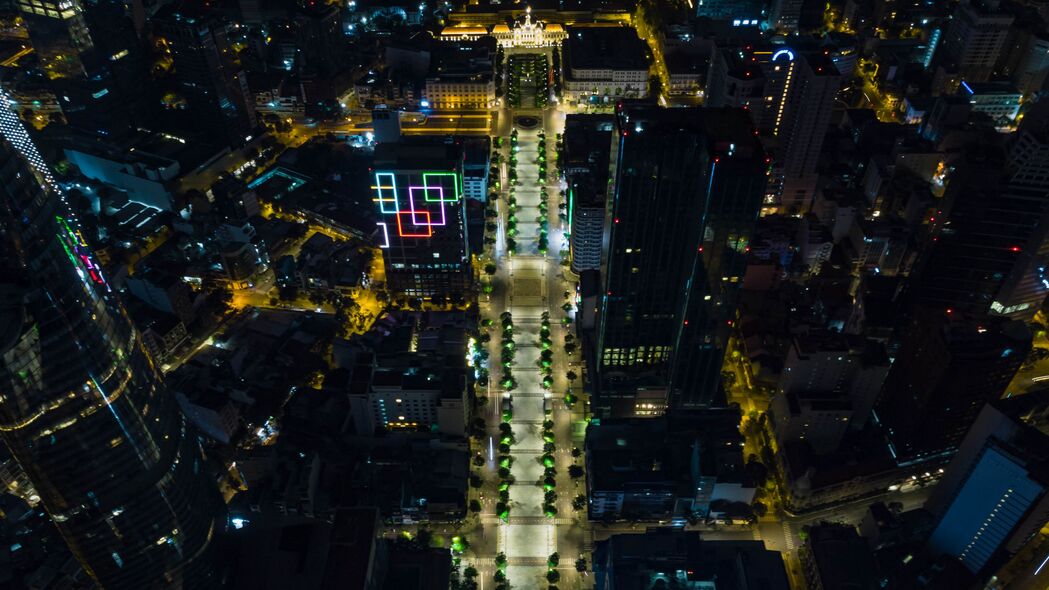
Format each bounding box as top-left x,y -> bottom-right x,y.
782,521 -> 795,551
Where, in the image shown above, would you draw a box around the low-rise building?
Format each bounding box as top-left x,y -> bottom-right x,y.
593,531 -> 790,590
337,314 -> 471,438
586,409 -> 754,522
296,233 -> 367,293
345,352 -> 468,437
137,309 -> 189,364
424,38 -> 496,109
125,268 -> 197,325
960,80 -> 1021,128
563,26 -> 650,104
666,51 -> 709,97
801,523 -> 883,590
250,72 -> 308,121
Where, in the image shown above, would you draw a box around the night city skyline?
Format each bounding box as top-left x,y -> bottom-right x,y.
2,0 -> 1049,588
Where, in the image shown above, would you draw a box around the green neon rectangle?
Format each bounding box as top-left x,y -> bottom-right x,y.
422,172 -> 462,202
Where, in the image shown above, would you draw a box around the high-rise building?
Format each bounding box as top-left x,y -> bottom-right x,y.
873,316 -> 1030,466
563,114 -> 614,274
373,139 -> 471,298
0,120 -> 221,586
773,50 -> 841,212
768,0 -> 803,31
17,0 -> 152,137
294,2 -> 344,77
153,2 -> 256,147
695,0 -> 763,22
988,103 -> 1049,320
939,0 -> 1014,83
17,0 -> 94,79
910,150 -> 1043,317
1012,33 -> 1049,97
926,402 -> 1049,574
594,106 -> 766,417
705,46 -> 770,125
706,47 -> 841,213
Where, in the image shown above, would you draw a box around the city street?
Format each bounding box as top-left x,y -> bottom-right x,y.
462,51 -> 591,587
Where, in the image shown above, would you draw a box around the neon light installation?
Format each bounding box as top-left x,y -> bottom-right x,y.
373,170 -> 462,246
55,215 -> 111,292
772,48 -> 795,62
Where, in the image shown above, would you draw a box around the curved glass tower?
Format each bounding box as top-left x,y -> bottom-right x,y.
0,133 -> 222,586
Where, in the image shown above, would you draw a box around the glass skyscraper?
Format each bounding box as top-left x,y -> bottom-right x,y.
594,106 -> 767,417
0,124 -> 221,586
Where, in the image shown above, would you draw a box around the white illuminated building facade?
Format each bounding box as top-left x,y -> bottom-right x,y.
0,90 -> 55,188
440,7 -> 566,49
491,8 -> 566,48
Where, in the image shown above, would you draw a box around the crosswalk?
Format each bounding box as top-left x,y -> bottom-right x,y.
507,515 -> 575,525
782,520 -> 796,552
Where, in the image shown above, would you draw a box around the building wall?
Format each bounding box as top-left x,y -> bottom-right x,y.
570,205 -> 604,272
565,68 -> 648,101
769,393 -> 852,454
928,443 -> 1045,572
941,4 -> 1013,83
423,80 -> 495,109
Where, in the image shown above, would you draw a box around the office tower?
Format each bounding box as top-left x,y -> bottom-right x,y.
773,50 -> 841,213
705,44 -> 795,143
373,139 -> 471,298
873,316 -> 1030,467
989,104 -> 1049,320
695,0 -> 763,22
0,121 -> 221,586
153,2 -> 257,147
706,47 -> 840,213
1012,33 -> 1049,97
768,0 -> 803,31
562,114 -> 614,274
594,106 -> 766,417
926,402 -> 1049,574
295,2 -> 344,77
17,0 -> 151,136
910,150 -> 1043,317
939,0 -> 1014,83
17,0 -> 94,79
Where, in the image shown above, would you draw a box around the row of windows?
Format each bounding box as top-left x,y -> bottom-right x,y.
601,346 -> 671,366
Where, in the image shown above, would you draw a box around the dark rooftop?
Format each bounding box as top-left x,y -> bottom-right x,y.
594,530 -> 790,590
565,26 -> 650,71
